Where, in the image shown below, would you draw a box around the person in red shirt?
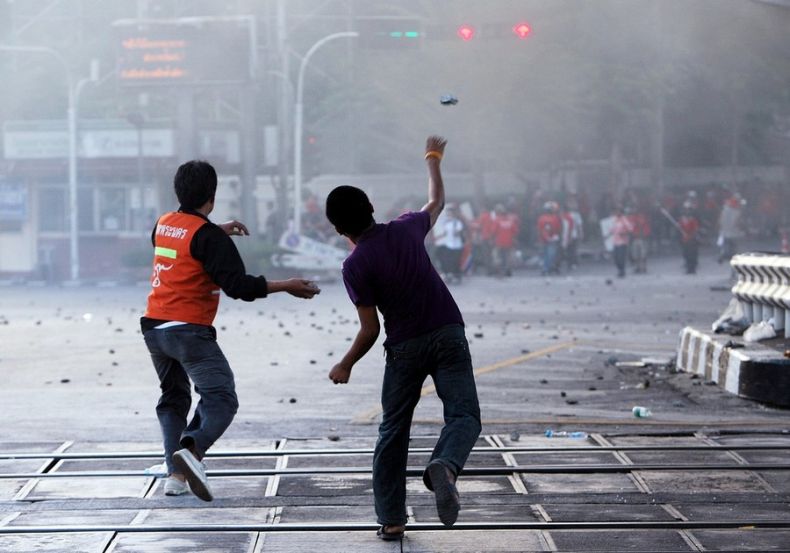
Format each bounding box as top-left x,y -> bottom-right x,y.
607,206 -> 634,278
536,201 -> 562,276
678,201 -> 700,274
492,203 -> 520,277
757,184 -> 781,238
473,205 -> 497,274
627,207 -> 651,274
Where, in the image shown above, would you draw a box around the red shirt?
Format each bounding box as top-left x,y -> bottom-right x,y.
679,216 -> 699,243
494,213 -> 520,248
628,213 -> 651,239
537,213 -> 561,244
476,211 -> 497,241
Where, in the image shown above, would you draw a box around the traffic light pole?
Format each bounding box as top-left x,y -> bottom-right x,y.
293,31 -> 358,235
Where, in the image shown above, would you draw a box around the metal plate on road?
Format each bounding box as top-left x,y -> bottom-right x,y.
636,470 -> 775,493
24,476 -> 152,500
522,472 -> 641,494
551,529 -> 693,551
691,529 -> 790,551
0,480 -> 29,500
0,533 -> 111,552
110,531 -> 256,552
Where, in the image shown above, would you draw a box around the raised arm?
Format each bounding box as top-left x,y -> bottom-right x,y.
421,135 -> 448,229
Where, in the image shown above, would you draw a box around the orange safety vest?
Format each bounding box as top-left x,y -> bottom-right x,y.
144,211 -> 221,326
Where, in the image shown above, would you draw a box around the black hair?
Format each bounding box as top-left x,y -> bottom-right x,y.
174,160 -> 217,209
325,185 -> 375,237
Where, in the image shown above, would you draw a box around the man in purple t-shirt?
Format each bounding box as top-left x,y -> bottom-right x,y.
325,136 -> 481,541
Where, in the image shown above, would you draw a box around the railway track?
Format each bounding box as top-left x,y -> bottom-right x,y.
1,432 -> 789,551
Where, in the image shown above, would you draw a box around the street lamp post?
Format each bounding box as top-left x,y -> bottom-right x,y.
293,31 -> 358,235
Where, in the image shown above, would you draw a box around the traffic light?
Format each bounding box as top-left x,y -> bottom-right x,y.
457,24 -> 475,41
424,21 -> 533,43
513,22 -> 532,39
357,17 -> 423,49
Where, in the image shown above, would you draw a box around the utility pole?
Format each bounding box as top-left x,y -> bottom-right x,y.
275,0 -> 291,235
293,31 -> 358,234
240,16 -> 259,234
650,1 -> 666,197
346,0 -> 357,175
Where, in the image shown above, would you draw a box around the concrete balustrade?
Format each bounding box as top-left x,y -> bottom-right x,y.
730,253 -> 790,338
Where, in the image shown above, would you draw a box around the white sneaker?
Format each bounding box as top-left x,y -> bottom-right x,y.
144,462 -> 168,477
163,476 -> 189,496
172,448 -> 213,502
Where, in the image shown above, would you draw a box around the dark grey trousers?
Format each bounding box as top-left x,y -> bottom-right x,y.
143,324 -> 238,474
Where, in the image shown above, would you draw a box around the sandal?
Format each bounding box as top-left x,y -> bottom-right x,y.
377,524 -> 405,541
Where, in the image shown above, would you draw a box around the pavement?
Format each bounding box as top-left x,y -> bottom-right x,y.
1,251 -> 789,551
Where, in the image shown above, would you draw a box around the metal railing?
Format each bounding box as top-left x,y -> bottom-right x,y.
731,252 -> 790,338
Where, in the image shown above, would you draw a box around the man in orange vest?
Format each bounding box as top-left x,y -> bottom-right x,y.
141,160 -> 320,501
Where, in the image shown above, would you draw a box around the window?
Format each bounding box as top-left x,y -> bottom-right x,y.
38,188 -> 67,232
38,184 -> 146,234
98,187 -> 127,231
78,188 -> 94,232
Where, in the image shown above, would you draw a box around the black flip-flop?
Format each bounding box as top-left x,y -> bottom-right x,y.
427,461 -> 460,527
377,525 -> 405,541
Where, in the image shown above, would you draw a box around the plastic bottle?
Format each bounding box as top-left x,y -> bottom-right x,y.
544,429 -> 588,439
632,406 -> 652,418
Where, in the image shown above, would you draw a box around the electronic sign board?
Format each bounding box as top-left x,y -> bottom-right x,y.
115,17 -> 254,86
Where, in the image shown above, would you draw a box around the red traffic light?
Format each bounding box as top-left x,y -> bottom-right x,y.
513,22 -> 531,39
457,24 -> 475,41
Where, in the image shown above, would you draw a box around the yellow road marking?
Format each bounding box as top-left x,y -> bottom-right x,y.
352,341 -> 576,424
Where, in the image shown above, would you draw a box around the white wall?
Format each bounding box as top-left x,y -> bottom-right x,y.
0,222 -> 35,272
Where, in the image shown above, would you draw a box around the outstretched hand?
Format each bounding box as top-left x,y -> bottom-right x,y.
286,278 -> 321,299
219,220 -> 250,236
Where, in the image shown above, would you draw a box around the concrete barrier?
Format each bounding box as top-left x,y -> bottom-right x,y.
676,326 -> 790,407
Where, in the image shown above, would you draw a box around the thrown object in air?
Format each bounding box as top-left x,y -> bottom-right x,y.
440,94 -> 459,105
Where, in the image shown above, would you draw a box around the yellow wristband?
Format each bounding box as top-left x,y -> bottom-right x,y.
424,151 -> 443,161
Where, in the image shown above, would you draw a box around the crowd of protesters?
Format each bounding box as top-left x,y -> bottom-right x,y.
295,181 -> 786,282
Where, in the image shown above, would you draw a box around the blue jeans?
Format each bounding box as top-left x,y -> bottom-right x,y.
613,244 -> 628,276
143,324 -> 239,474
542,242 -> 558,274
374,324 -> 481,526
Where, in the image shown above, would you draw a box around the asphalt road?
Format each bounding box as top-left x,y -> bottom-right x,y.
1,252 -> 788,551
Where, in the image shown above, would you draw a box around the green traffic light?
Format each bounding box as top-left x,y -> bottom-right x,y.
387,30 -> 419,39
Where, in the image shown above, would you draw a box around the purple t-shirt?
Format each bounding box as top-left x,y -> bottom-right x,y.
342,211 -> 464,346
